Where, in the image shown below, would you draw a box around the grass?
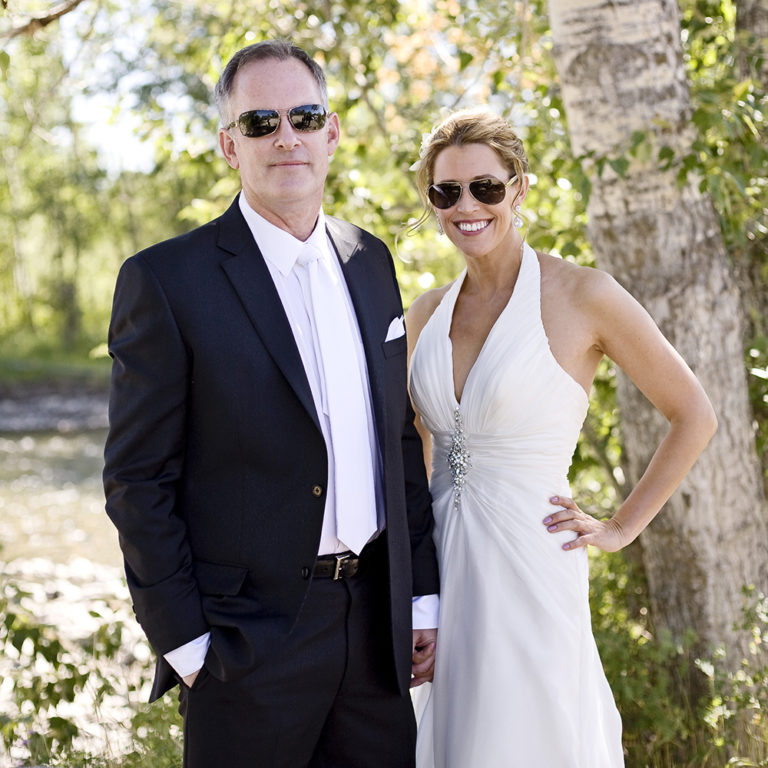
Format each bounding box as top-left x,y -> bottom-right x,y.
0,353 -> 111,395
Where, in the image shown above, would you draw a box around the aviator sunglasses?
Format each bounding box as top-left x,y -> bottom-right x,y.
226,103 -> 328,138
427,175 -> 518,210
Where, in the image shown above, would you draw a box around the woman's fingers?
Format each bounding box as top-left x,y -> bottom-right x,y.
543,495 -> 582,528
542,495 -> 613,551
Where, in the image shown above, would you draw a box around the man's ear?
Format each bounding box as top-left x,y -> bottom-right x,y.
220,128 -> 240,170
326,112 -> 341,158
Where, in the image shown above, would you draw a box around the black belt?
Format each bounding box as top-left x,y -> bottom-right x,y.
313,551 -> 360,580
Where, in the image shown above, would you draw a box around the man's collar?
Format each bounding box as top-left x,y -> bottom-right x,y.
238,191 -> 329,276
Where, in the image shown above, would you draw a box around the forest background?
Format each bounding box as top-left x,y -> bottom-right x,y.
0,0 -> 767,766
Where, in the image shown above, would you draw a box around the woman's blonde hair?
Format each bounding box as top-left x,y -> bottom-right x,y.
411,108 -> 529,230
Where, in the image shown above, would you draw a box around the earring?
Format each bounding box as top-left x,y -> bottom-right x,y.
437,218 -> 444,235
513,205 -> 523,229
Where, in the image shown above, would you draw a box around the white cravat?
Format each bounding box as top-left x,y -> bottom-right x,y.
295,241 -> 377,555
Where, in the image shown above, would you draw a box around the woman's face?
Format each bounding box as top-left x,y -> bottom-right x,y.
431,143 -> 525,262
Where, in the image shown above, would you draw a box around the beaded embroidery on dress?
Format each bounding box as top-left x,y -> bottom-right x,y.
409,243 -> 624,767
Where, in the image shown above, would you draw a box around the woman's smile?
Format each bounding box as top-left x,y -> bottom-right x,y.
455,220 -> 491,234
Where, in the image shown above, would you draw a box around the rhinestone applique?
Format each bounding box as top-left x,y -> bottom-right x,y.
447,407 -> 471,506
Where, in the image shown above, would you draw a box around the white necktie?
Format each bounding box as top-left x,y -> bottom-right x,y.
295,243 -> 377,554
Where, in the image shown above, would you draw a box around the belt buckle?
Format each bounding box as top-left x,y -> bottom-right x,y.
333,553 -> 351,581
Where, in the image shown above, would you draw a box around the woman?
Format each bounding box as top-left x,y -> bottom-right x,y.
406,109 -> 717,767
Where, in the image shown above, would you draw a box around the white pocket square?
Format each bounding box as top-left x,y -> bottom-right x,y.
385,315 -> 406,342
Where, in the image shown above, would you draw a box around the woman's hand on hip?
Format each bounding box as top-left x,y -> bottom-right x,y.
543,495 -> 626,553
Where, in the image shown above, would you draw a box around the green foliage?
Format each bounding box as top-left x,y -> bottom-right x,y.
590,551 -> 704,765
569,359 -> 627,516
747,338 -> 768,474
0,561 -> 183,767
114,697 -> 183,768
1,577 -> 85,762
590,555 -> 768,766
679,0 -> 767,254
698,588 -> 768,764
1,574 -> 94,763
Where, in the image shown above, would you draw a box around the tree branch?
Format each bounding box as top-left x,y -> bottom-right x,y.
2,0 -> 88,41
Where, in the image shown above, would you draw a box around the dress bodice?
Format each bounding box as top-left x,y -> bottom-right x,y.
410,243 -> 589,502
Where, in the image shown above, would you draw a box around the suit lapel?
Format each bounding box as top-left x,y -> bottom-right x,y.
326,218 -> 388,454
217,200 -> 320,431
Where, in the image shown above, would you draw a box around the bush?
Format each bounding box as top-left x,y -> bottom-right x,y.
0,564 -> 182,767
591,552 -> 768,767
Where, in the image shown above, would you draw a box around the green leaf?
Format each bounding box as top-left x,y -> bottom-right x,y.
692,106 -> 719,131
658,145 -> 675,163
608,156 -> 630,178
458,50 -> 474,71
561,240 -> 580,257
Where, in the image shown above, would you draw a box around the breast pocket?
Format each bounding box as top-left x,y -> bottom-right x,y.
382,335 -> 407,358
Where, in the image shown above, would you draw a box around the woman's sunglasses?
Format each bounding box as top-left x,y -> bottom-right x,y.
427,176 -> 518,210
225,104 -> 328,138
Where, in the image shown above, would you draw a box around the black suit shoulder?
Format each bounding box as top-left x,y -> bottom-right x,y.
325,214 -> 386,247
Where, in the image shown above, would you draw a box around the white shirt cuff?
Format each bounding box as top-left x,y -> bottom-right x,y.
163,631 -> 211,677
412,594 -> 440,630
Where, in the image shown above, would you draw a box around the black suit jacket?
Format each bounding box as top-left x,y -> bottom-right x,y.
103,198 -> 439,701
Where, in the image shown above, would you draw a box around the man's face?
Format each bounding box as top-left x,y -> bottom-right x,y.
219,57 -> 340,232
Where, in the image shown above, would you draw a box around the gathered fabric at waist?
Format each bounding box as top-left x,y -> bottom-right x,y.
431,430 -> 575,488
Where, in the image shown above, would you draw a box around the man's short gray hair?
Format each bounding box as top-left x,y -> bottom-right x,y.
214,40 -> 328,127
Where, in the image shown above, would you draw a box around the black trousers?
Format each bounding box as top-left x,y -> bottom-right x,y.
178,540 -> 416,768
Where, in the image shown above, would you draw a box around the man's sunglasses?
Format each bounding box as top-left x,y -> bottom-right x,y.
427,176 -> 518,210
225,104 -> 328,138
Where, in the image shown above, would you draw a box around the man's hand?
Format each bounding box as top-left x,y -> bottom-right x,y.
181,669 -> 201,688
411,628 -> 437,688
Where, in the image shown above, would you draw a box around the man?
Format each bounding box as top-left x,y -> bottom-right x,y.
103,40 -> 439,767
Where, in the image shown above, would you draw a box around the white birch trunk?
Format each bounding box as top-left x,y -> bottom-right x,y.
548,0 -> 768,658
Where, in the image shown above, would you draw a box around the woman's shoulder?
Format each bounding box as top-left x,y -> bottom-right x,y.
537,250 -> 623,306
406,282 -> 455,340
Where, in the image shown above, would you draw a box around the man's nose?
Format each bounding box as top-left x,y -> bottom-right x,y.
273,116 -> 301,148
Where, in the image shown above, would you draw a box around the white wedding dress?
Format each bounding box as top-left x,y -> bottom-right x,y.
410,243 -> 624,767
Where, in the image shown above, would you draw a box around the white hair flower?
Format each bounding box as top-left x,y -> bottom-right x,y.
410,128 -> 439,172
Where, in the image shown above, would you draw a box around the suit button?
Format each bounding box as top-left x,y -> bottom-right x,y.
301,567 -> 311,579
312,484 -> 323,497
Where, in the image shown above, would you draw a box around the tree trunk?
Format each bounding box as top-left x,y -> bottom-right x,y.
548,0 -> 768,660
735,0 -> 768,492
737,0 -> 768,82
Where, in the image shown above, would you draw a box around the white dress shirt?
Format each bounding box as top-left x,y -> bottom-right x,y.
243,197 -> 383,555
164,194 -> 438,678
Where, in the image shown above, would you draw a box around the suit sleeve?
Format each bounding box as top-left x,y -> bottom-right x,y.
402,395 -> 440,598
103,255 -> 208,656
380,250 -> 440,599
